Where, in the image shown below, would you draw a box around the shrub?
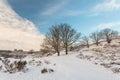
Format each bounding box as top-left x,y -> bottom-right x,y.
49,69 -> 54,73
15,60 -> 27,71
0,53 -> 12,58
111,68 -> 120,73
41,68 -> 48,73
41,68 -> 54,74
28,49 -> 34,54
40,49 -> 54,56
13,55 -> 26,59
1,58 -> 27,73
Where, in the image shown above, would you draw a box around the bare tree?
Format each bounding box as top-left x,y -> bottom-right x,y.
90,31 -> 102,46
100,28 -> 118,44
59,23 -> 81,55
41,23 -> 81,55
82,36 -> 90,48
40,37 -> 54,54
42,25 -> 61,56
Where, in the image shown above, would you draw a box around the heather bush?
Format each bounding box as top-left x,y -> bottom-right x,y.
1,58 -> 27,73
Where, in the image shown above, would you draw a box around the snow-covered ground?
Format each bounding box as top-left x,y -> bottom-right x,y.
0,52 -> 119,80
78,43 -> 120,74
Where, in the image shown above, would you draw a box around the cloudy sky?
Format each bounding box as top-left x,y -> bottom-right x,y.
8,0 -> 120,34
0,0 -> 120,50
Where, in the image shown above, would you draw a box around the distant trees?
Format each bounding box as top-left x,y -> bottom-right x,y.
89,28 -> 118,46
82,36 -> 90,48
90,31 -> 102,46
100,28 -> 118,44
42,23 -> 81,56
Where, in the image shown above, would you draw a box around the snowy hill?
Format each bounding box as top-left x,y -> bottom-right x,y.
0,38 -> 120,80
78,38 -> 120,74
0,52 -> 120,80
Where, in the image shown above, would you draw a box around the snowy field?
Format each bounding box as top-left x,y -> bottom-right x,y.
0,51 -> 120,80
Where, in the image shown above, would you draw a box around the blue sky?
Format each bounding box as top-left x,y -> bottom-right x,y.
1,0 -> 120,50
8,0 -> 120,35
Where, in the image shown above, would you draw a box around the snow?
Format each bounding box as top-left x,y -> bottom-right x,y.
0,52 -> 119,80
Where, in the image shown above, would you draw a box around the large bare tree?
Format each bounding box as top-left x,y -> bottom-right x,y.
42,25 -> 61,56
90,31 -> 102,46
59,24 -> 81,55
42,23 -> 81,55
100,28 -> 118,44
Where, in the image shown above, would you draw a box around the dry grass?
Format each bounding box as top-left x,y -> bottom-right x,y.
77,44 -> 120,74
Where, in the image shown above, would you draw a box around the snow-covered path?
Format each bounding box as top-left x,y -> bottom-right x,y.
44,54 -> 119,80
0,53 -> 119,80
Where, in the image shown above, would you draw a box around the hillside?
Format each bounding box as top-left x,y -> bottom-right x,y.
0,38 -> 120,80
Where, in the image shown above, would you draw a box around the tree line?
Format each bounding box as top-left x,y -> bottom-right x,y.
41,23 -> 118,56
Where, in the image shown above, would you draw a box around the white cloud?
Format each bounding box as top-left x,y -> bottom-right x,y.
0,0 -> 44,50
41,1 -> 68,16
93,0 -> 120,12
96,21 -> 120,30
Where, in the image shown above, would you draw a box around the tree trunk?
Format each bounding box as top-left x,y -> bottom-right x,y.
57,51 -> 60,56
107,39 -> 111,44
65,45 -> 68,55
96,42 -> 99,46
56,50 -> 60,56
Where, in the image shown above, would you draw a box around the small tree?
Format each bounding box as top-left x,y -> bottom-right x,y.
82,36 -> 90,48
100,28 -> 118,44
90,31 -> 102,46
59,23 -> 81,55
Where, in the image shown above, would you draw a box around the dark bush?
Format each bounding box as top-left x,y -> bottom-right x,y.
41,68 -> 48,73
15,60 -> 27,71
41,68 -> 54,74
